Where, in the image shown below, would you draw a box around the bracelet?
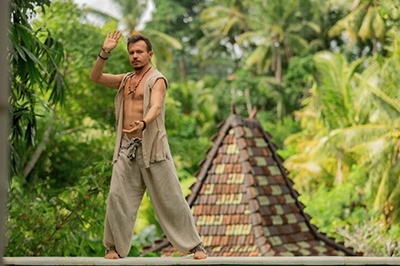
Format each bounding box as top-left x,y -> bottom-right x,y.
102,47 -> 111,54
98,53 -> 108,60
140,120 -> 147,131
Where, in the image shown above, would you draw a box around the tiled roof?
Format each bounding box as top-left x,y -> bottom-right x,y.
147,110 -> 357,257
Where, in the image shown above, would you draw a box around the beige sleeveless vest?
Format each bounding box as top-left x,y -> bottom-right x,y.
112,70 -> 170,168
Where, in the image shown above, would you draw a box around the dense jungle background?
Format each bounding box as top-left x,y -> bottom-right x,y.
6,0 -> 400,257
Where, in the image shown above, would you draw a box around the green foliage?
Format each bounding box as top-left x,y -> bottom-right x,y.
299,166 -> 400,256
32,0 -> 129,128
13,0 -> 128,187
6,157 -> 110,256
261,115 -> 301,149
305,196 -> 400,257
328,0 -> 386,55
299,166 -> 368,237
31,120 -> 115,187
284,39 -> 400,254
166,81 -> 215,180
9,0 -> 66,174
339,222 -> 400,256
283,54 -> 316,113
6,155 -> 159,257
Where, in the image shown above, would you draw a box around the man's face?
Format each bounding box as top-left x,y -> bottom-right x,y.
128,40 -> 153,70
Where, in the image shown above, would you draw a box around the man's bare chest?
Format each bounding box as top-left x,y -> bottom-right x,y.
124,76 -> 145,101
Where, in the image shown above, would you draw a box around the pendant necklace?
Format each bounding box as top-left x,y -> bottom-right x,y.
128,66 -> 152,97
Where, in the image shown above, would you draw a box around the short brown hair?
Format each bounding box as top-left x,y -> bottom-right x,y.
127,34 -> 153,52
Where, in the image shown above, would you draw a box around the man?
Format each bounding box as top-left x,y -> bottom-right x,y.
90,30 -> 207,260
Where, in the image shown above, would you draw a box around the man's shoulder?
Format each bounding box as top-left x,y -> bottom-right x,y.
118,72 -> 134,81
125,71 -> 135,77
149,69 -> 165,78
147,69 -> 168,86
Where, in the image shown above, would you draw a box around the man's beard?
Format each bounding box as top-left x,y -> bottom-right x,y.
132,60 -> 144,71
133,65 -> 144,71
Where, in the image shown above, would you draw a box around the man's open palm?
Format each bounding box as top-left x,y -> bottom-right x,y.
103,30 -> 122,52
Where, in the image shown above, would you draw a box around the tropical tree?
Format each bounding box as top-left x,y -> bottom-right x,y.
146,0 -> 207,82
111,0 -> 149,33
168,79 -> 217,136
9,0 -> 66,175
284,52 -> 363,190
239,0 -> 321,81
284,47 -> 400,225
198,0 -> 320,78
197,0 -> 321,121
11,0 -> 126,186
328,0 -> 386,55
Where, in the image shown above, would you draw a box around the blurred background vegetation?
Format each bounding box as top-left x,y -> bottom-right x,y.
6,0 -> 400,257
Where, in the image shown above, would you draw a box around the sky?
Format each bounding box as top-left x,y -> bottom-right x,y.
74,0 -> 121,19
73,0 -> 155,30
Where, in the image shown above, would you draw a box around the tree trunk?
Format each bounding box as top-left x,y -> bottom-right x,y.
244,88 -> 252,117
23,106 -> 55,180
0,0 -> 10,261
351,0 -> 361,10
371,37 -> 378,54
178,56 -> 187,83
23,123 -> 52,180
274,46 -> 283,122
275,50 -> 282,83
336,155 -> 343,184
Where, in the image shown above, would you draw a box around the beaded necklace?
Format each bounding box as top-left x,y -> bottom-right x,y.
127,66 -> 152,97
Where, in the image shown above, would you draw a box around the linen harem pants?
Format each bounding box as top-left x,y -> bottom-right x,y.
103,135 -> 202,257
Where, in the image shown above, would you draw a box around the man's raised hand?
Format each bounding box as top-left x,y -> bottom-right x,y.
102,30 -> 122,53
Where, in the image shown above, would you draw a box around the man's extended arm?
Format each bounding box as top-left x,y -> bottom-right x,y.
142,78 -> 166,124
90,30 -> 125,89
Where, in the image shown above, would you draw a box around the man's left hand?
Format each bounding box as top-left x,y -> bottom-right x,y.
123,120 -> 143,134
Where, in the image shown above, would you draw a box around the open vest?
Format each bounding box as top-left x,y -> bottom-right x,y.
112,70 -> 170,168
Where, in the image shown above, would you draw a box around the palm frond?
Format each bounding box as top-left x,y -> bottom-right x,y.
82,6 -> 119,23
355,73 -> 400,114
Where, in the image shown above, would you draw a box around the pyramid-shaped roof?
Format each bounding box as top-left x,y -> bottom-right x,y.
148,110 -> 356,256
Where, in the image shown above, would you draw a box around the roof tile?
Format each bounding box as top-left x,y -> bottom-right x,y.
150,113 -> 357,257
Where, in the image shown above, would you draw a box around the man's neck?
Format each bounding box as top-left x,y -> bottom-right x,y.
134,64 -> 151,75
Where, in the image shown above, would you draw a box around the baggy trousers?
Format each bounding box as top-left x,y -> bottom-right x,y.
103,136 -> 202,257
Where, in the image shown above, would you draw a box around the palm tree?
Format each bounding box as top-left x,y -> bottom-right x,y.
85,0 -> 182,71
284,51 -> 363,187
198,0 -> 321,121
172,79 -> 217,135
328,0 -> 386,54
112,0 -> 149,33
237,0 -> 321,82
284,47 -> 400,224
196,0 -> 249,67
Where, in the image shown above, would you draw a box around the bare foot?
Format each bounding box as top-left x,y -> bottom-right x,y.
193,250 -> 207,260
105,249 -> 120,259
